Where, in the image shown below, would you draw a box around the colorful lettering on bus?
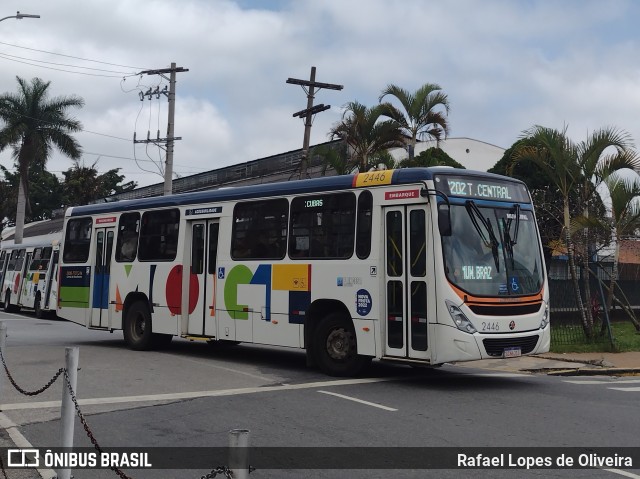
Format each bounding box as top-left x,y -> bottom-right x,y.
55,168 -> 550,376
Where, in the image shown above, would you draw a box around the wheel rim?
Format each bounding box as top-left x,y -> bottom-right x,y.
132,312 -> 146,339
325,328 -> 354,361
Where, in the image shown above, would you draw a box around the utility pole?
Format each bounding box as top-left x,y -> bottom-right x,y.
134,62 -> 189,195
287,66 -> 343,178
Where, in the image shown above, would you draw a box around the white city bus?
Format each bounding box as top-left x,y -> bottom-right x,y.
0,237 -> 61,317
57,167 -> 550,376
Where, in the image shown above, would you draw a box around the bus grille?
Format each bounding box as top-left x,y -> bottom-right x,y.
468,303 -> 542,316
482,335 -> 540,357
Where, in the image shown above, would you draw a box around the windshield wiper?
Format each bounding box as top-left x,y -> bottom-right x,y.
502,204 -> 521,268
465,200 -> 500,272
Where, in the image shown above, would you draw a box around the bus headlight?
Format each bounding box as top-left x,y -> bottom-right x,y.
539,303 -> 549,329
446,300 -> 477,334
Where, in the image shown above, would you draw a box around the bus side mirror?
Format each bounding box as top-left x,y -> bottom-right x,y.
438,204 -> 452,236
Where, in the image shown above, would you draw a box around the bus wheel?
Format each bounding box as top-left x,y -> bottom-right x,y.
123,302 -> 154,350
313,313 -> 370,377
3,292 -> 17,313
34,295 -> 44,319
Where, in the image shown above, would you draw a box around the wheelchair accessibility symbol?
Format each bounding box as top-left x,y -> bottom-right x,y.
510,276 -> 520,292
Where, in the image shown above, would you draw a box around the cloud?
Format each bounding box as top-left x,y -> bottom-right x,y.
1,0 -> 640,188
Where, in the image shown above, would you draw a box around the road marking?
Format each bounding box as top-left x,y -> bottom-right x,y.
0,377 -> 398,410
0,412 -> 56,478
608,387 -> 640,392
564,379 -> 640,385
168,353 -> 275,382
603,468 -> 640,479
317,390 -> 397,411
0,316 -> 39,321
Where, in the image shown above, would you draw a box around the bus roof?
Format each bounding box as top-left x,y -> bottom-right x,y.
67,167 -> 523,217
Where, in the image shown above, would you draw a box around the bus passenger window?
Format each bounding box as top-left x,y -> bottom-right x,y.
14,249 -> 26,272
7,251 -> 17,271
289,192 -> 356,259
138,209 -> 180,262
115,212 -> 140,262
231,199 -> 288,260
63,218 -> 93,263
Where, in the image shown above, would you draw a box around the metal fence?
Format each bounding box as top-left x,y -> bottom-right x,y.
548,258 -> 640,346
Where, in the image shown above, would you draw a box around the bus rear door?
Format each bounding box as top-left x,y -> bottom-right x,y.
187,220 -> 220,336
383,205 -> 433,360
90,227 -> 115,328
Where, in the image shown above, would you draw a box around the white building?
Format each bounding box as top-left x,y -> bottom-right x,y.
389,137 -> 506,172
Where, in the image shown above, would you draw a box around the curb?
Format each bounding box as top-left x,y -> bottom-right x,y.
542,368 -> 640,377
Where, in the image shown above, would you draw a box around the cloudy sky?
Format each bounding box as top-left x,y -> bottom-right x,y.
1,0 -> 639,188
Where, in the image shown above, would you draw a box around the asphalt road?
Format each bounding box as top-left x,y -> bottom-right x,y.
0,312 -> 638,479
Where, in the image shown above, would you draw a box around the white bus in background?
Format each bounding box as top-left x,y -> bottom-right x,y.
56,167 -> 550,376
0,237 -> 61,317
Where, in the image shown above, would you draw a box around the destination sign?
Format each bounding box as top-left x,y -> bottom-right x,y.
435,175 -> 530,203
185,206 -> 222,216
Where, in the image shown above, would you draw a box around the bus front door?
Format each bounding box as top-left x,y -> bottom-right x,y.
16,251 -> 32,306
90,227 -> 114,328
383,205 -> 432,360
187,220 -> 220,336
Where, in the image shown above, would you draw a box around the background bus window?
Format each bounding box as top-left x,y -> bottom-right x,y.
231,199 -> 288,260
0,251 -> 5,271
63,218 -> 93,263
29,247 -> 52,271
7,251 -> 18,271
115,212 -> 140,262
289,192 -> 356,259
356,190 -> 373,259
138,209 -> 180,261
14,249 -> 26,272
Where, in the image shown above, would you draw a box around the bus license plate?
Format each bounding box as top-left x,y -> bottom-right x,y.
504,347 -> 521,358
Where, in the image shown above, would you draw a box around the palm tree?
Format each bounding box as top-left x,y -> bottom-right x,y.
329,101 -> 404,172
573,174 -> 640,330
573,128 -> 640,331
378,83 -> 450,160
0,76 -> 83,244
513,125 -> 639,337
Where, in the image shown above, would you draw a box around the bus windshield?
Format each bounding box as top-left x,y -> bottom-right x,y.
441,202 -> 543,296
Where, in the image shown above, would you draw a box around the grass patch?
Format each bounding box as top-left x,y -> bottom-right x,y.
551,320 -> 640,353
611,321 -> 640,352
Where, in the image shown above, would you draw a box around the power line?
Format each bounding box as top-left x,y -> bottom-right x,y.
5,111 -> 132,142
0,51 -> 136,74
0,54 -> 134,78
0,40 -> 147,69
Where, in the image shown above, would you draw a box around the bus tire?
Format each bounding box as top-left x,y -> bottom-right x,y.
34,294 -> 44,319
3,291 -> 17,313
123,301 -> 154,351
313,313 -> 370,377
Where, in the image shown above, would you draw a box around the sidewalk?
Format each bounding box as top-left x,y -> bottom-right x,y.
453,351 -> 640,375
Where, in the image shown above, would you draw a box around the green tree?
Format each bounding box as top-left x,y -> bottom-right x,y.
513,125 -> 639,337
398,147 -> 464,169
329,101 -> 404,172
573,174 -> 640,330
378,83 -> 450,160
490,138 -> 569,261
0,163 -> 64,223
0,76 -> 83,243
62,160 -> 137,206
572,128 -> 639,332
